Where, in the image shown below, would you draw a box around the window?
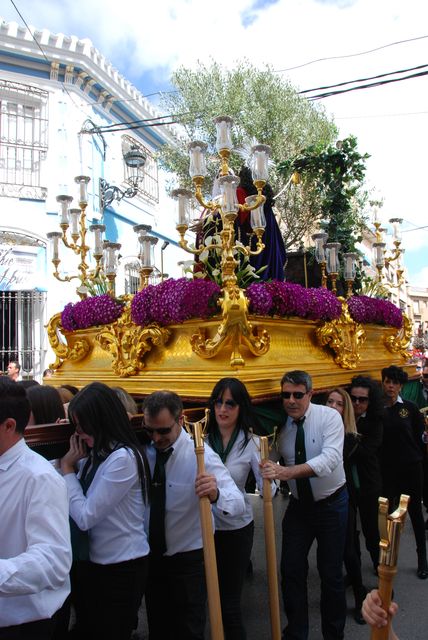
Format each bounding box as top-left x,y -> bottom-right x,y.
0,80 -> 48,198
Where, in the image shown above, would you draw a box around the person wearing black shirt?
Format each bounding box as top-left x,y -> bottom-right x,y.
381,366 -> 427,579
349,376 -> 384,574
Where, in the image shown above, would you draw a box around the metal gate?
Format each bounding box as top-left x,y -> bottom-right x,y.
0,290 -> 47,380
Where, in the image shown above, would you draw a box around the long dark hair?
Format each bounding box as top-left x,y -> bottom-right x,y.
68,382 -> 149,502
206,377 -> 261,449
27,385 -> 65,424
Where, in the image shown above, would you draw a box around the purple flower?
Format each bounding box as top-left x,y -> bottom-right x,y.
131,278 -> 221,327
347,295 -> 403,328
246,281 -> 341,321
61,294 -> 124,331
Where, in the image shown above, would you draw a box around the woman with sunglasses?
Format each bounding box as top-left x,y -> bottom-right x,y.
326,388 -> 367,625
206,377 -> 274,640
59,382 -> 150,640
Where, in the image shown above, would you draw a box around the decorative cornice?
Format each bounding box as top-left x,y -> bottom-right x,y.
0,16 -> 176,146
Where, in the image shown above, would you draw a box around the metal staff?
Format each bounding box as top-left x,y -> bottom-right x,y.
371,494 -> 409,640
185,412 -> 224,640
260,435 -> 281,640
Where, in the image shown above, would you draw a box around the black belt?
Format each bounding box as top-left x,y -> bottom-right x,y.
291,484 -> 346,505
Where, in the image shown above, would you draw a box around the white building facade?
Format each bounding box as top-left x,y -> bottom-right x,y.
0,17 -> 183,379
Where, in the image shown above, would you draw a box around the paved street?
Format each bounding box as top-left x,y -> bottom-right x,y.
136,491 -> 428,639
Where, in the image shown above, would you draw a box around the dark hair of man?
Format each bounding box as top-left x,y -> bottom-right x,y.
17,379 -> 40,389
280,370 -> 313,393
27,385 -> 65,424
381,365 -> 408,385
350,375 -> 384,420
0,378 -> 31,434
59,384 -> 79,396
9,360 -> 21,373
68,382 -> 149,502
238,165 -> 275,207
206,377 -> 262,450
142,390 -> 183,421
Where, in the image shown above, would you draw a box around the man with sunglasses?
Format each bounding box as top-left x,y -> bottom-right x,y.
348,376 -> 384,574
141,390 -> 245,640
260,370 -> 348,640
381,365 -> 428,579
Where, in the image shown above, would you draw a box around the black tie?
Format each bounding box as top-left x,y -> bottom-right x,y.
149,448 -> 173,555
294,417 -> 313,503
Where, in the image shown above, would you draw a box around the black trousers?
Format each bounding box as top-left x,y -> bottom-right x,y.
343,500 -> 363,590
383,461 -> 427,561
146,549 -> 207,640
215,521 -> 254,640
69,556 -> 148,640
0,616 -> 56,640
356,492 -> 381,567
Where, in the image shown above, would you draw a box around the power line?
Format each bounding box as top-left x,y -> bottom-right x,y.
336,111 -> 428,120
275,34 -> 428,72
307,69 -> 428,100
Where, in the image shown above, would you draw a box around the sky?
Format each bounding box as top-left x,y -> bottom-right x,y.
2,0 -> 428,286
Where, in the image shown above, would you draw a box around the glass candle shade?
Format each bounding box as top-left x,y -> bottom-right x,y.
188,141 -> 208,178
56,195 -> 73,225
214,116 -> 233,152
312,232 -> 328,263
219,175 -> 239,214
139,235 -> 158,267
69,209 -> 81,237
171,188 -> 193,226
250,144 -> 271,182
47,231 -> 62,261
74,175 -> 90,205
373,242 -> 386,268
389,218 -> 403,241
343,252 -> 358,280
245,196 -> 266,229
103,242 -> 121,276
325,242 -> 341,274
89,224 -> 106,257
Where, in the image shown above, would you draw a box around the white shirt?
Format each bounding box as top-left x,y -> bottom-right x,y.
0,439 -> 71,627
209,431 -> 276,531
276,403 -> 345,501
145,428 -> 246,556
64,447 -> 149,564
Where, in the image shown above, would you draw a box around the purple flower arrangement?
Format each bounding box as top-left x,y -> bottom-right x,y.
131,278 -> 221,327
347,295 -> 403,328
61,294 -> 124,331
246,281 -> 343,322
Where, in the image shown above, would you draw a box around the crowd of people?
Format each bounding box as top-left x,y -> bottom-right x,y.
1,360 -> 428,640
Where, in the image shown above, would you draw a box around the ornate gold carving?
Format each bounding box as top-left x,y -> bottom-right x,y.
316,300 -> 366,369
96,303 -> 171,377
46,313 -> 91,369
190,287 -> 270,368
384,313 -> 412,359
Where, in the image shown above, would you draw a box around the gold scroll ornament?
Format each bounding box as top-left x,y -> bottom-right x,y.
384,313 -> 412,359
371,495 -> 410,640
316,300 -> 366,369
46,312 -> 91,370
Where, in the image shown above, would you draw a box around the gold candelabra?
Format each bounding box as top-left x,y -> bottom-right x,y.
47,176 -> 114,299
372,211 -> 404,290
171,116 -> 271,367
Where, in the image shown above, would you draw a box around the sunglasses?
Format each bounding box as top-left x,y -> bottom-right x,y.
281,391 -> 307,400
350,394 -> 369,404
215,399 -> 238,409
142,421 -> 176,436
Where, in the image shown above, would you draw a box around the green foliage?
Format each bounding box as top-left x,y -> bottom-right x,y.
159,60 -> 337,247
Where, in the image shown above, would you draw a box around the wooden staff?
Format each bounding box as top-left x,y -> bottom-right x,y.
260,435 -> 282,640
371,494 -> 409,640
193,419 -> 224,640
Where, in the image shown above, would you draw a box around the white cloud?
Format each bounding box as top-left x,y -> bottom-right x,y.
410,265 -> 428,288
2,0 -> 428,281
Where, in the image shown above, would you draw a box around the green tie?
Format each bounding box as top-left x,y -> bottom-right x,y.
294,417 -> 313,503
149,448 -> 173,555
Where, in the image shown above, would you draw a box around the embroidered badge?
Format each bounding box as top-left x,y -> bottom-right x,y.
399,407 -> 409,419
